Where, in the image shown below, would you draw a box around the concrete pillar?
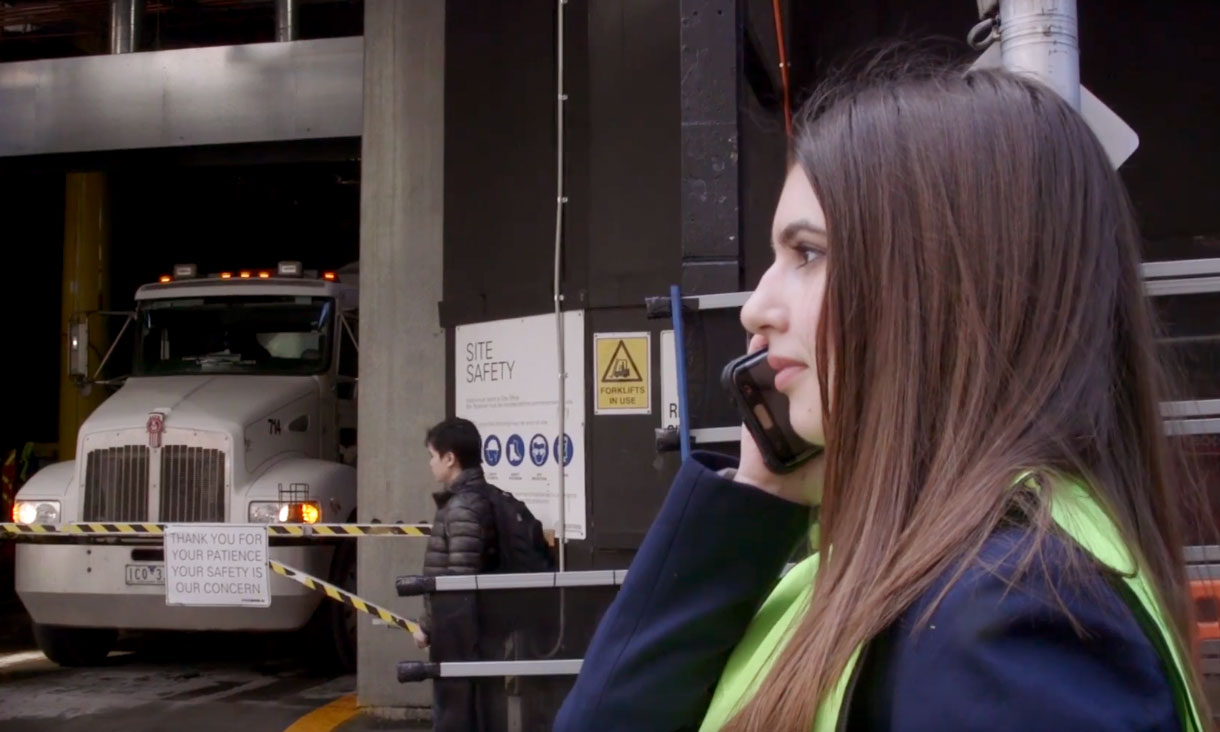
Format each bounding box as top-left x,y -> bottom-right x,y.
59,172 -> 110,461
356,0 -> 446,716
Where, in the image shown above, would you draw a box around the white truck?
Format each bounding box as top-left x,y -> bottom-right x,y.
11,261 -> 360,669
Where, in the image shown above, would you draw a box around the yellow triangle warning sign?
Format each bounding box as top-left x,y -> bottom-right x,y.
595,333 -> 651,415
601,340 -> 643,383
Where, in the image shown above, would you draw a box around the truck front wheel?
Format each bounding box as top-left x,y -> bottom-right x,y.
32,624 -> 117,667
305,541 -> 357,674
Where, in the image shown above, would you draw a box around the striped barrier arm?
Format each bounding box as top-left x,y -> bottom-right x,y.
1,522 -> 431,538
268,559 -> 421,634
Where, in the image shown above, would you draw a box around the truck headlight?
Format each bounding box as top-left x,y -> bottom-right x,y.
248,501 -> 321,524
13,500 -> 61,525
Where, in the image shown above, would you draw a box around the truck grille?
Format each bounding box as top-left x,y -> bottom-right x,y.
159,446 -> 226,522
83,446 -> 150,522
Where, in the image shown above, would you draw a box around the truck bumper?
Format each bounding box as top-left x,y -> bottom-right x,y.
14,543 -> 332,631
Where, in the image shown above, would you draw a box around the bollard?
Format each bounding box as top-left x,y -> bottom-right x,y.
397,661 -> 439,683
396,575 -> 434,597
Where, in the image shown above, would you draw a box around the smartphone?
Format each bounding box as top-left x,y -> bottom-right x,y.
721,348 -> 822,474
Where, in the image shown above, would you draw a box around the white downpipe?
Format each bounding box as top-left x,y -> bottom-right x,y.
998,0 -> 1080,110
552,0 -> 568,572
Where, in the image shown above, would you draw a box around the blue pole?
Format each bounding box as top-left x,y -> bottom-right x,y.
670,284 -> 692,461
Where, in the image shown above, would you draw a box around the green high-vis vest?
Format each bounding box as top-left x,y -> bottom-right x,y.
699,480 -> 1206,732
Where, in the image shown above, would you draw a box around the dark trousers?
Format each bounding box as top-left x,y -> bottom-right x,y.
432,677 -> 482,732
429,592 -> 489,731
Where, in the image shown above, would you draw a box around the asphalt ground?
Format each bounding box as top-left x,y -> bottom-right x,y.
0,602 -> 428,732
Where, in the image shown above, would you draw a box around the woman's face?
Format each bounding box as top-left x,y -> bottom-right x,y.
740,165 -> 829,446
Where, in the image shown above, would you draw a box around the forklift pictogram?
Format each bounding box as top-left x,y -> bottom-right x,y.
600,340 -> 643,383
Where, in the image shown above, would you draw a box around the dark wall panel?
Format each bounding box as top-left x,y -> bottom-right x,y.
581,0 -> 687,561
443,0 -> 572,324
583,304 -> 744,552
740,0 -> 790,290
1078,0 -> 1220,244
679,0 -> 741,295
445,0 -> 687,566
0,171 -> 64,450
584,310 -> 678,550
585,0 -> 682,308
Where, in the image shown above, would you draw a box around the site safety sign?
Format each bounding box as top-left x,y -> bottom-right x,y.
455,311 -> 588,540
595,332 -> 651,415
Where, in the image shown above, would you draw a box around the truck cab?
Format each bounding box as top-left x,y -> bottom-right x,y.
12,262 -> 360,669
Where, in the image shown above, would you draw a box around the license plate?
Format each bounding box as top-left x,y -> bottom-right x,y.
125,564 -> 165,586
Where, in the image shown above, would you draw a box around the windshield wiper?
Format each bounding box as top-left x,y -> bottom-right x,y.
184,353 -> 258,367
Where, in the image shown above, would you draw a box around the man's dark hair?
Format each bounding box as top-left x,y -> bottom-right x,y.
425,417 -> 483,469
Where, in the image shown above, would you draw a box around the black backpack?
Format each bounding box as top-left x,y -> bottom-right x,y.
478,483 -> 557,573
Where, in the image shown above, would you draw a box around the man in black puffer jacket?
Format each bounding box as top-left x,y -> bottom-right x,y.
416,417 -> 498,732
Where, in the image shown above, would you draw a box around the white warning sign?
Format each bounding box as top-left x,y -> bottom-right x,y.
660,329 -> 679,429
164,524 -> 270,608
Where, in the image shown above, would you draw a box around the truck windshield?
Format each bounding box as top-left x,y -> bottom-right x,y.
133,295 -> 335,376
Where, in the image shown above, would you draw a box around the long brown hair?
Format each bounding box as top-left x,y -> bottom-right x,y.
725,62 -> 1213,729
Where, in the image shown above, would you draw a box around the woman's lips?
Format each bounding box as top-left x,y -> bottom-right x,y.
767,354 -> 807,392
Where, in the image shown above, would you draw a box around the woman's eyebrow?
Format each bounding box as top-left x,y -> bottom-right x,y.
777,219 -> 828,243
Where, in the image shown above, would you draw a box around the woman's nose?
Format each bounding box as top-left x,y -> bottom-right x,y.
740,268 -> 788,336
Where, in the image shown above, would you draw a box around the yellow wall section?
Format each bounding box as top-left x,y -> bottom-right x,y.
59,172 -> 111,460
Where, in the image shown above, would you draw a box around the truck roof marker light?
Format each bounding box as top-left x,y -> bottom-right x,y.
240,271 -> 252,279
258,271 -> 271,279
159,275 -> 172,283
322,271 -> 337,281
220,272 -> 232,279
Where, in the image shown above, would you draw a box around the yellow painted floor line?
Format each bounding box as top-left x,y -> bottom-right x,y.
283,693 -> 360,732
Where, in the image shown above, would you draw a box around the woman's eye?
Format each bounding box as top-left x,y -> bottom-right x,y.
794,244 -> 823,267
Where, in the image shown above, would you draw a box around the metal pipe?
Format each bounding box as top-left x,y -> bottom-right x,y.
670,285 -> 693,462
552,0 -> 568,571
542,0 -> 572,666
275,0 -> 298,42
108,0 -> 143,54
998,0 -> 1080,109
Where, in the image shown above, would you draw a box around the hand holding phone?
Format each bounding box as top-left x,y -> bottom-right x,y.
722,346 -> 822,475
722,343 -> 825,504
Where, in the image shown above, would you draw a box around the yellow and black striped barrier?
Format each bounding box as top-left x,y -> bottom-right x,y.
0,522 -> 166,536
266,524 -> 430,537
269,559 -> 420,634
0,522 -> 431,538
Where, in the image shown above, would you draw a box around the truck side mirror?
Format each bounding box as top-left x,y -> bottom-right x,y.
68,320 -> 89,379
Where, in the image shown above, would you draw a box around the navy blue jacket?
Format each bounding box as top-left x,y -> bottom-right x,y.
554,453 -> 1178,731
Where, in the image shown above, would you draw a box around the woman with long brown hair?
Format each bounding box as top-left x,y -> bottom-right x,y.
555,61 -> 1212,731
